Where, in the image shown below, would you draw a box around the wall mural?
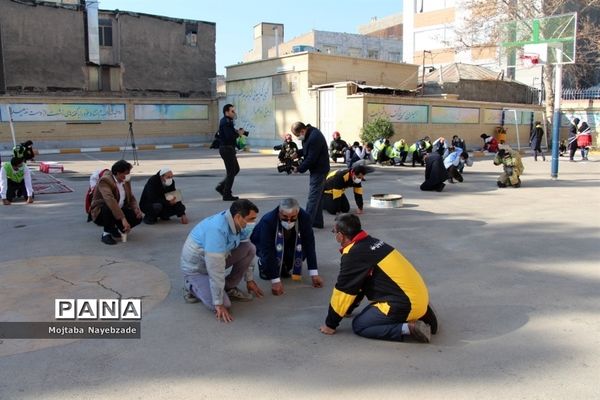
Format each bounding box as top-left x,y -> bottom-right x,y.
561,110 -> 600,129
134,104 -> 208,120
225,77 -> 275,138
367,103 -> 428,123
0,103 -> 125,122
483,109 -> 537,125
431,106 -> 479,124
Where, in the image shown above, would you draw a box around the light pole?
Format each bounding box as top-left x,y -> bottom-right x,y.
421,50 -> 432,96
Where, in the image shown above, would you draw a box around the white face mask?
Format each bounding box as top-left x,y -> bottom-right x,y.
297,135 -> 305,141
241,222 -> 256,236
281,221 -> 296,230
164,178 -> 173,186
353,177 -> 362,184
124,174 -> 131,182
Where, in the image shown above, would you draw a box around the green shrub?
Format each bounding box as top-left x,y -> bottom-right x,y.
360,116 -> 395,144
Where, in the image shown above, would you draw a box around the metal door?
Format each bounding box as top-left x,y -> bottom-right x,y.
318,88 -> 336,138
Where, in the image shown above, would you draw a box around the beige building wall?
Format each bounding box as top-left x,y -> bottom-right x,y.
311,83 -> 543,149
0,97 -> 217,150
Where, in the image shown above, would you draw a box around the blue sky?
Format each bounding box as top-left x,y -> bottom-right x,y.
98,0 -> 402,75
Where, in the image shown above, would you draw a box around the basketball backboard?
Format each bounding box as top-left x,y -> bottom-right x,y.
500,12 -> 577,68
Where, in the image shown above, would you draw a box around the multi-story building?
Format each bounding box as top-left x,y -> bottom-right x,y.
244,22 -> 403,64
0,0 -> 217,150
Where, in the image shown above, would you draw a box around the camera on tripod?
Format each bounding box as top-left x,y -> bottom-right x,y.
277,159 -> 300,174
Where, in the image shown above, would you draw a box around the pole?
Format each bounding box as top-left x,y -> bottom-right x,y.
421,50 -> 426,96
551,51 -> 563,179
6,105 -> 16,147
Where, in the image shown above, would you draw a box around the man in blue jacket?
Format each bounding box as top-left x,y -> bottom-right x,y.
291,121 -> 330,229
251,198 -> 323,296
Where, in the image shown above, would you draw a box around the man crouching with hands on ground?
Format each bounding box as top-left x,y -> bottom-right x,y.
180,199 -> 264,322
320,213 -> 438,342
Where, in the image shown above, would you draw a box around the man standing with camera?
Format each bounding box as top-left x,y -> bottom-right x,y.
216,104 -> 247,201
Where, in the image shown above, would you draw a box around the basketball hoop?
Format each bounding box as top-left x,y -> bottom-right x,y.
520,53 -> 540,69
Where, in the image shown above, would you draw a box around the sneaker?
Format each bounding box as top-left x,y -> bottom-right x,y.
407,320 -> 431,343
143,216 -> 157,225
101,234 -> 117,245
107,227 -> 122,238
226,287 -> 253,302
183,286 -> 199,304
497,181 -> 507,188
215,185 -> 224,196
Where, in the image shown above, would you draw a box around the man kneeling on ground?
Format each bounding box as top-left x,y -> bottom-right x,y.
90,160 -> 143,245
251,198 -> 323,296
320,214 -> 438,342
180,199 -> 264,323
1,157 -> 34,205
140,167 -> 188,225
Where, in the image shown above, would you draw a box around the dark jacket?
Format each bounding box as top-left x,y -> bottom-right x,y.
329,138 -> 348,158
218,116 -> 238,147
139,172 -> 177,213
297,125 -> 330,174
250,206 -> 317,280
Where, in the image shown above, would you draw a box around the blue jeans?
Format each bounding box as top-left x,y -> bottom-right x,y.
306,172 -> 326,228
351,303 -> 408,342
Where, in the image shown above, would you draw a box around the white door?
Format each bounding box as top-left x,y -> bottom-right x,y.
319,88 -> 336,139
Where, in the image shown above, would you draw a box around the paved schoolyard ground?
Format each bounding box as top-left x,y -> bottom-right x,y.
0,147 -> 599,399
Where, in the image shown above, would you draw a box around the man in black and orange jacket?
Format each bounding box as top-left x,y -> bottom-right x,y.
320,213 -> 438,342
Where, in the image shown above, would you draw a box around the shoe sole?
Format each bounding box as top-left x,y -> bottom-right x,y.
182,288 -> 199,304
410,320 -> 431,343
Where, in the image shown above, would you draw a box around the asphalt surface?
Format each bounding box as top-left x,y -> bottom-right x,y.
0,147 -> 599,399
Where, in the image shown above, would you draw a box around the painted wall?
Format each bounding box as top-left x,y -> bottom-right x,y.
0,97 -> 217,150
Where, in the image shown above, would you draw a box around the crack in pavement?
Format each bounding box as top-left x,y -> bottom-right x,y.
95,277 -> 123,299
98,259 -> 121,268
51,273 -> 76,286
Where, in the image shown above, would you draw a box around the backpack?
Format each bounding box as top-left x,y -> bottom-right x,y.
85,169 -> 110,220
209,131 -> 221,149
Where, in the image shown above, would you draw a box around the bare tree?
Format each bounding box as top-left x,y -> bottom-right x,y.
454,0 -> 600,123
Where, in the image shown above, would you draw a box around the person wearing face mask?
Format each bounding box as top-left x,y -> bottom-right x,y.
322,165 -> 370,215
291,121 -> 330,229
1,157 -> 34,205
180,199 -> 264,323
320,213 -> 438,342
250,198 -> 322,296
89,159 -> 143,245
139,167 -> 188,225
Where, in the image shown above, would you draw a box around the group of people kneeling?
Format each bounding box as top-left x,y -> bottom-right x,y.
181,197 -> 438,343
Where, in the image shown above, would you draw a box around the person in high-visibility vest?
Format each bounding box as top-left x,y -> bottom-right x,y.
1,157 -> 34,205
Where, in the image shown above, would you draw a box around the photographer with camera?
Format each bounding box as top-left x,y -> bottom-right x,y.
275,133 -> 300,174
216,104 -> 248,201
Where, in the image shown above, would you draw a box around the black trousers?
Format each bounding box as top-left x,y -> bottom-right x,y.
94,204 -> 142,233
218,145 -> 240,196
144,202 -> 186,221
323,193 -> 350,215
6,179 -> 27,201
447,165 -> 463,182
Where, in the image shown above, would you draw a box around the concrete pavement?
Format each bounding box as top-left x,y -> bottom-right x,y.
0,147 -> 599,399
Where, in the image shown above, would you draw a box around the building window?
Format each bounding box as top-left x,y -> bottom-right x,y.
367,49 -> 379,59
348,47 -> 362,58
322,45 -> 337,54
186,23 -> 198,47
389,52 -> 402,62
99,19 -> 113,47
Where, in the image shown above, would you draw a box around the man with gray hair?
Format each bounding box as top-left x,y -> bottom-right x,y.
251,198 -> 323,296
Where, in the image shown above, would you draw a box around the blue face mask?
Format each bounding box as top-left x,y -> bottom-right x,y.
241,222 -> 256,236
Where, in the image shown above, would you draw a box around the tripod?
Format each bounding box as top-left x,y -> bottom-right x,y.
123,122 -> 139,166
